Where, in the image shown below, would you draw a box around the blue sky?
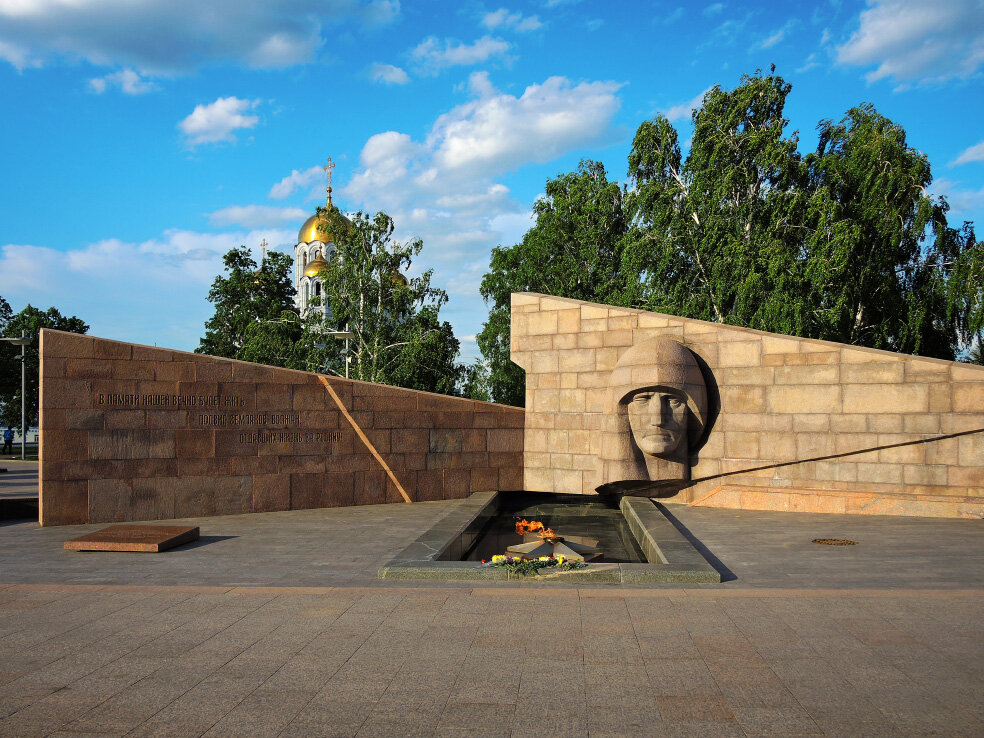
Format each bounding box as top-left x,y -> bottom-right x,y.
1,0 -> 983,363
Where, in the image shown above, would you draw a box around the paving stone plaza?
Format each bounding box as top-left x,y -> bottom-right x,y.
1,492 -> 982,737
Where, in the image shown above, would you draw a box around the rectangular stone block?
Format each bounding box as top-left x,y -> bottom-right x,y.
767,386 -> 841,414
64,524 -> 199,552
722,386 -> 765,413
775,365 -> 839,385
718,341 -> 762,367
40,480 -> 88,526
841,363 -> 905,384
724,432 -> 759,459
953,384 -> 984,413
844,385 -> 928,414
252,474 -> 290,512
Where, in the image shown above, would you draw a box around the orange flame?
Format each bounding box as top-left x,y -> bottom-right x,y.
515,519 -> 557,539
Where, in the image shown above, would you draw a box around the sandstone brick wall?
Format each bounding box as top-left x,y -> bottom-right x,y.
512,293 -> 984,518
40,330 -> 523,526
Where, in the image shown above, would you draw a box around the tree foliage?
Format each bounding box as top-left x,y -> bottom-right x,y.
1,299 -> 89,427
476,70 -> 983,403
196,247 -> 304,368
197,210 -> 464,395
315,209 -> 462,395
475,160 -> 631,404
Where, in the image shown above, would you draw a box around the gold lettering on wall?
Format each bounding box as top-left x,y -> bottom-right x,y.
96,393 -> 246,408
238,431 -> 341,444
196,413 -> 300,427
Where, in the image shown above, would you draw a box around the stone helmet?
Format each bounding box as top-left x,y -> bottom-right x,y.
598,337 -> 708,489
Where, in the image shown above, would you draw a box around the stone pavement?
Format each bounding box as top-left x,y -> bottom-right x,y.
1,499 -> 982,736
0,460 -> 38,501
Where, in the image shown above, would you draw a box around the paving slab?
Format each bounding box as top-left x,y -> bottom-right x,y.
0,498 -> 981,736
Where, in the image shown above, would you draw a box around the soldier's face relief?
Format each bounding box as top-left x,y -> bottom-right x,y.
626,389 -> 688,456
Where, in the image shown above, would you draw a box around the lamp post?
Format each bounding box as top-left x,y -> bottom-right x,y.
326,329 -> 354,379
315,328 -> 355,378
1,332 -> 31,460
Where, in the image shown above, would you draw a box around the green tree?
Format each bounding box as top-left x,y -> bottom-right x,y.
0,297 -> 14,401
197,247 -> 303,367
1,301 -> 89,427
969,342 -> 984,365
624,71 -> 808,333
315,208 -> 463,395
801,105 -> 978,356
625,70 -> 981,359
476,160 -> 630,405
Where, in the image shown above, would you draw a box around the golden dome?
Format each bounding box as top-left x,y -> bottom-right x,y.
297,206 -> 352,244
298,214 -> 326,244
304,257 -> 330,277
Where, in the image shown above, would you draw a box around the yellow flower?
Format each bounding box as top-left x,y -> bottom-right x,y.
491,555 -> 506,564
538,556 -> 550,561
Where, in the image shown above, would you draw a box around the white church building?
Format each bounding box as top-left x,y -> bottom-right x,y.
293,159 -> 346,318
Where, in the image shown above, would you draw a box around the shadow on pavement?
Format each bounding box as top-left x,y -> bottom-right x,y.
656,502 -> 737,582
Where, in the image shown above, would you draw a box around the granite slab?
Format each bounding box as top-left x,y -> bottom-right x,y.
64,524 -> 200,552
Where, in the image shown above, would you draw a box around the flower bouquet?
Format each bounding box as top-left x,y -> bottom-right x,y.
482,554 -> 588,576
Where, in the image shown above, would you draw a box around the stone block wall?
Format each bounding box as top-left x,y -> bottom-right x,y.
512,293 -> 984,518
40,330 -> 523,526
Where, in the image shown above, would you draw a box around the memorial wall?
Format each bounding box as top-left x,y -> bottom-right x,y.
512,293 -> 984,518
39,330 -> 523,525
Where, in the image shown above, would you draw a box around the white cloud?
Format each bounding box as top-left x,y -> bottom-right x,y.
426,76 -> 622,178
750,19 -> 798,52
482,8 -> 542,32
368,62 -> 410,84
362,0 -> 400,25
796,53 -> 820,74
88,68 -> 156,94
467,69 -> 496,98
662,87 -> 711,123
0,39 -> 40,69
346,75 -> 621,198
952,141 -> 984,166
207,205 -> 308,228
247,32 -> 322,69
411,35 -> 510,74
0,0 -> 399,75
703,3 -> 725,16
755,28 -> 786,49
178,97 -> 260,147
933,178 -> 984,216
339,74 -> 621,357
0,227 -> 295,352
269,165 -> 324,199
837,0 -> 984,83
585,19 -> 604,31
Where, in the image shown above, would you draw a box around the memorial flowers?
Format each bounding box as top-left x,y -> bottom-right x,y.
481,554 -> 588,576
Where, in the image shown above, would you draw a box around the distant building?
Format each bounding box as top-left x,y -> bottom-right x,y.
294,209 -> 336,318
293,158 -> 349,319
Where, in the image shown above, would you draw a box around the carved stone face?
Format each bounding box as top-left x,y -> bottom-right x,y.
626,388 -> 689,457
597,338 -> 710,493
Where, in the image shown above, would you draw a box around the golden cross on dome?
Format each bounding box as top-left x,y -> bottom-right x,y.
259,238 -> 268,261
323,156 -> 335,205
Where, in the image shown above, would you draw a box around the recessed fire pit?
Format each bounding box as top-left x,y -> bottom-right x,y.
506,519 -> 601,561
379,490 -> 722,583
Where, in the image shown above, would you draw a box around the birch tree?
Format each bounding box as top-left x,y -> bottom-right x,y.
315,209 -> 462,394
